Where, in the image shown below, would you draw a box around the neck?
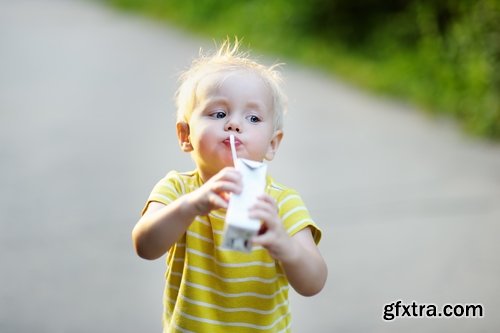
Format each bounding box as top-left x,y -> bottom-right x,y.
197,168 -> 214,184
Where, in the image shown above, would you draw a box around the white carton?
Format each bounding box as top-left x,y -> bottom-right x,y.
222,158 -> 267,252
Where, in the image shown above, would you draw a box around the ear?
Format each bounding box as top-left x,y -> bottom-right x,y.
265,130 -> 283,161
176,121 -> 193,152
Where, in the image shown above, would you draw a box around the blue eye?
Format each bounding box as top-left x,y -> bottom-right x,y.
211,111 -> 226,119
248,115 -> 261,123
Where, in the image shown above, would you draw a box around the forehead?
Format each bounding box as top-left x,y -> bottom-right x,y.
195,70 -> 272,105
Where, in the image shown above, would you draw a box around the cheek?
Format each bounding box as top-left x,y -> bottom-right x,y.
191,126 -> 216,151
188,122 -> 208,142
249,134 -> 272,155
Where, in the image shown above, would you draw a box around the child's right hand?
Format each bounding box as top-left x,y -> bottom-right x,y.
187,167 -> 242,216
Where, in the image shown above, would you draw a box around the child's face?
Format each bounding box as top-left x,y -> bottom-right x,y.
179,70 -> 282,180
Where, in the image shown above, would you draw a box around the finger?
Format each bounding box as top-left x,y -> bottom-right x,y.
252,232 -> 275,247
250,200 -> 277,217
212,180 -> 242,195
217,172 -> 243,189
254,195 -> 279,215
248,210 -> 280,232
249,200 -> 280,221
257,194 -> 277,207
216,168 -> 242,182
208,192 -> 229,209
220,191 -> 230,202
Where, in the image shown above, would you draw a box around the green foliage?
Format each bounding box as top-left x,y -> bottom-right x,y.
104,0 -> 500,139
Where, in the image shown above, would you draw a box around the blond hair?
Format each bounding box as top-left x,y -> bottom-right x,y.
175,39 -> 287,131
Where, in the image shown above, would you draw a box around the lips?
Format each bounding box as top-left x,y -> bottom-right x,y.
223,137 -> 242,147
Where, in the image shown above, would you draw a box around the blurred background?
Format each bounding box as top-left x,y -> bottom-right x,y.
1,0 -> 499,332
105,0 -> 500,139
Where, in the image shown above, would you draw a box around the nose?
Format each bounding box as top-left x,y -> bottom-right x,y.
224,116 -> 241,133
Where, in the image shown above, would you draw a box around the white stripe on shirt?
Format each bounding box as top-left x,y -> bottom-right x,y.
177,309 -> 290,330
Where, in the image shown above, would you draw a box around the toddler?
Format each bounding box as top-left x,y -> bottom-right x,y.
133,40 -> 327,332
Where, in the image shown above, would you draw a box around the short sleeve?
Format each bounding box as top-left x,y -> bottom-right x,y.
277,189 -> 322,244
141,171 -> 185,215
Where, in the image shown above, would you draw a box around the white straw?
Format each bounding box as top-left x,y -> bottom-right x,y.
229,134 -> 238,165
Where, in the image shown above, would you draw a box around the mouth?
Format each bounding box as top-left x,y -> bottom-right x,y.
223,137 -> 241,147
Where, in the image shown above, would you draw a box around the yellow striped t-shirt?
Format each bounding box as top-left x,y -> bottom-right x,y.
142,170 -> 322,333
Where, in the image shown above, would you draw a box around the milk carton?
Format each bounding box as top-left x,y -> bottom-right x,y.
222,158 -> 267,252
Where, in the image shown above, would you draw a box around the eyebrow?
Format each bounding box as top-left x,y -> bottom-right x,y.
203,97 -> 229,109
205,97 -> 263,108
245,101 -> 265,111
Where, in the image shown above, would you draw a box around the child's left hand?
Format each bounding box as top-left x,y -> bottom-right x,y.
249,194 -> 328,296
249,194 -> 295,262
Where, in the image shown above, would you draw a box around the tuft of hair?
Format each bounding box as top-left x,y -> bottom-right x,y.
175,38 -> 287,131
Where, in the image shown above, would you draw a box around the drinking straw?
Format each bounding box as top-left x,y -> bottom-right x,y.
229,134 -> 238,165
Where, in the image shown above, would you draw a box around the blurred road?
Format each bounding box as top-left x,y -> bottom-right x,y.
1,0 -> 500,332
